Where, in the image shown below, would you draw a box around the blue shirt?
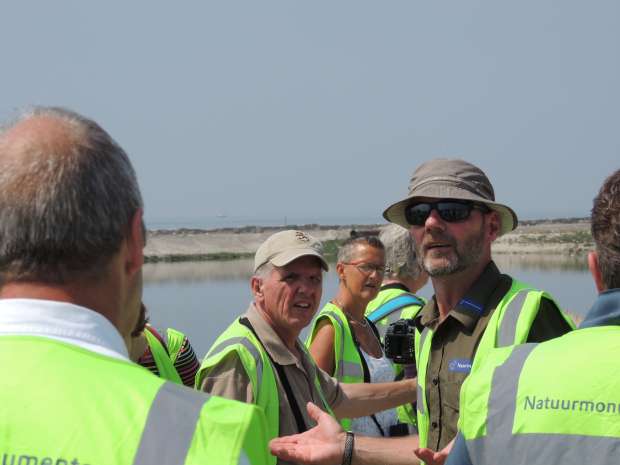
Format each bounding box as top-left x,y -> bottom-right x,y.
445,288 -> 620,465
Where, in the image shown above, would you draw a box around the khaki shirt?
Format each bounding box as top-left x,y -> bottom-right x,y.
414,261 -> 573,451
200,304 -> 344,464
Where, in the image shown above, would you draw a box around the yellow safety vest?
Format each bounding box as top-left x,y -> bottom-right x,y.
144,326 -> 184,384
459,326 -> 620,464
415,279 -> 575,454
306,303 -> 369,431
0,335 -> 270,465
197,317 -> 334,465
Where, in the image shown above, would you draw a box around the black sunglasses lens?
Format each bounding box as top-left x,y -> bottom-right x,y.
436,202 -> 472,222
405,201 -> 475,225
405,204 -> 432,226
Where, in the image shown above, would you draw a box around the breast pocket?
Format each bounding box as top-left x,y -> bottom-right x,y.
441,359 -> 472,414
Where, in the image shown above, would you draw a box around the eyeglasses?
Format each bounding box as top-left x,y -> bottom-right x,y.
404,200 -> 490,226
342,261 -> 385,276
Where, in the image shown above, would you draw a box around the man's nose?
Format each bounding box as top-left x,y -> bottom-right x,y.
424,208 -> 446,230
297,277 -> 317,294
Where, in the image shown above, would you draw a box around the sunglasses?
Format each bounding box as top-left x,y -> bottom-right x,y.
404,200 -> 490,226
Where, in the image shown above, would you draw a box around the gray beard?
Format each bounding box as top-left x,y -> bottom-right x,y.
419,226 -> 486,277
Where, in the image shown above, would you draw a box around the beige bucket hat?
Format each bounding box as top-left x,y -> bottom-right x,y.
383,158 -> 518,236
254,230 -> 329,272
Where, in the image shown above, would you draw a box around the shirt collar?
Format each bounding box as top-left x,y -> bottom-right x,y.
579,288 -> 620,329
416,261 -> 502,332
246,303 -> 302,366
0,298 -> 129,360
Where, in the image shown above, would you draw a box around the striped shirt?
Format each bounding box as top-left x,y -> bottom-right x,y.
137,326 -> 200,387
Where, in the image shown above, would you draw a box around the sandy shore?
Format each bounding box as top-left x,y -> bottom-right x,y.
144,219 -> 593,262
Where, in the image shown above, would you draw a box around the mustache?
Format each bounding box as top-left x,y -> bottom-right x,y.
131,303 -> 149,337
420,232 -> 456,249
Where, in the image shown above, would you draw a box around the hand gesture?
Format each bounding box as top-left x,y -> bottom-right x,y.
269,402 -> 345,465
414,438 -> 454,465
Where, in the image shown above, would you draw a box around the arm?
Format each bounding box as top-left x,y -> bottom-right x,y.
270,402 -> 420,465
308,318 -> 336,376
333,378 -> 417,419
199,352 -> 254,403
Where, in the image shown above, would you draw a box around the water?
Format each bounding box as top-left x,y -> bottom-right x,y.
142,255 -> 593,358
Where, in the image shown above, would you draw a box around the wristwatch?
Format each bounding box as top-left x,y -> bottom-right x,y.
342,431 -> 354,465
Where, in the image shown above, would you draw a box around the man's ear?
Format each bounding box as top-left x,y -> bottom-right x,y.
125,209 -> 145,276
336,262 -> 345,281
250,276 -> 263,298
588,251 -> 606,293
486,211 -> 501,242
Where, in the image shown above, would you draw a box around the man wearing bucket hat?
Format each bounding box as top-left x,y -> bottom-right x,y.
269,160 -> 574,465
197,230 -> 418,465
384,158 -> 574,463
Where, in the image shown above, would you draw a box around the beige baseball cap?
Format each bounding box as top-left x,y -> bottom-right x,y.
253,230 -> 329,272
383,158 -> 518,236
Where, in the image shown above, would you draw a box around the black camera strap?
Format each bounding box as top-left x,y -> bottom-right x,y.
238,317 -> 308,434
350,317 -> 387,437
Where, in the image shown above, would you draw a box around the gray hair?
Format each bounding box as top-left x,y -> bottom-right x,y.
0,106 -> 143,283
337,235 -> 384,263
253,261 -> 274,279
379,224 -> 422,280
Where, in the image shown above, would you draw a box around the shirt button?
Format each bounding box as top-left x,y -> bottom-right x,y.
431,421 -> 438,429
432,377 -> 439,385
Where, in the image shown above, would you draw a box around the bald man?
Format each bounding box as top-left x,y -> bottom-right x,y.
0,107 -> 269,465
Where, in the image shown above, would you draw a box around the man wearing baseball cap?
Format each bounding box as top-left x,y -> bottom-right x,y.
197,230 -> 417,465
270,160 -> 574,465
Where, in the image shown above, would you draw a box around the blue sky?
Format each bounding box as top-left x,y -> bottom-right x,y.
2,1 -> 618,227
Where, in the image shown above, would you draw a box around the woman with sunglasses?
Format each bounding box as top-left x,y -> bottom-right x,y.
307,235 -> 405,437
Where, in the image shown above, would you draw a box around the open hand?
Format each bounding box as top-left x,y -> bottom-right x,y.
414,438 -> 454,465
269,402 -> 345,465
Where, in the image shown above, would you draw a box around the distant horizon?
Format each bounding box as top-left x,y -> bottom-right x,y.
145,213 -> 590,231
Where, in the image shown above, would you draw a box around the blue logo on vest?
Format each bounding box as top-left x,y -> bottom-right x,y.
458,299 -> 483,314
448,359 -> 472,373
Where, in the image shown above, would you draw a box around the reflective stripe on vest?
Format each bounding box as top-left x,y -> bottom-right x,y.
133,381 -> 209,465
208,336 -> 265,388
496,291 -> 528,346
144,327 -> 183,385
415,280 -> 574,451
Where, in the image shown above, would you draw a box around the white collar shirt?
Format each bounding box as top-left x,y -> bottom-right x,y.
0,298 -> 129,361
